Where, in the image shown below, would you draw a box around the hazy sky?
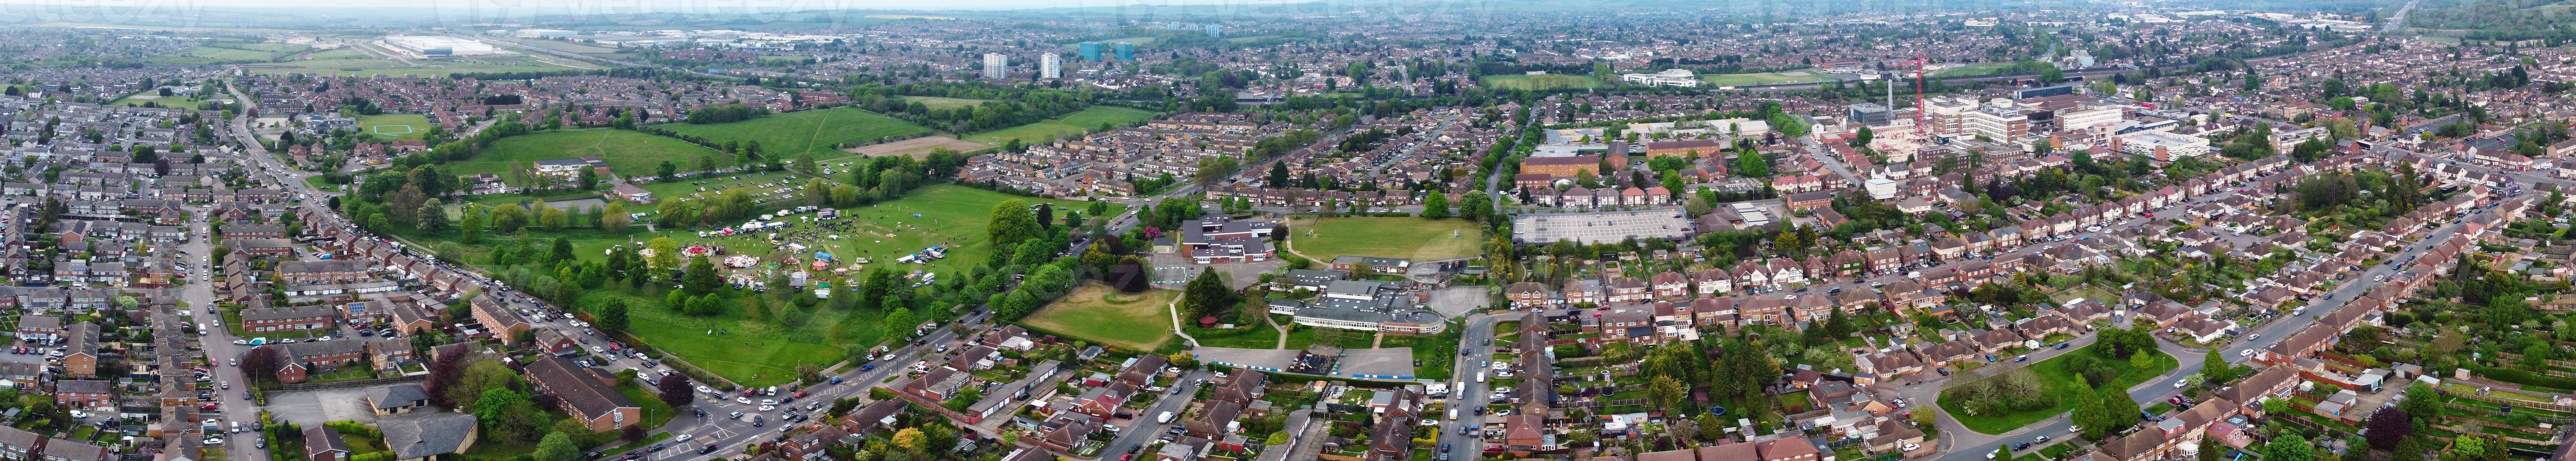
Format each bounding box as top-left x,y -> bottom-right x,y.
0,0 -> 1309,12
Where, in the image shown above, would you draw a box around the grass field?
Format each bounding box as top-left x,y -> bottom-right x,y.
1936,343 -> 2178,434
456,129 -> 722,183
110,93 -> 208,109
357,114 -> 432,141
1698,72 -> 1832,87
1932,63 -> 2017,77
633,169 -> 810,205
656,107 -> 934,161
1479,74 -> 1601,90
147,46 -> 281,64
242,55 -> 585,78
301,49 -> 376,61
907,96 -> 989,110
842,136 -> 995,160
1285,216 -> 1484,261
1023,284 -> 1178,350
398,184 -> 1122,386
966,106 -> 1156,145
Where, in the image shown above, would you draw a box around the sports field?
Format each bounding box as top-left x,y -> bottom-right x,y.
110,93 -> 208,109
966,106 -> 1156,145
1022,284 -> 1178,350
1932,63 -> 2017,77
1480,74 -> 1600,90
357,114 -> 432,140
1285,216 -> 1484,262
656,107 -> 934,161
454,129 -> 722,183
397,184 -> 1123,386
906,96 -> 989,110
1698,72 -> 1832,87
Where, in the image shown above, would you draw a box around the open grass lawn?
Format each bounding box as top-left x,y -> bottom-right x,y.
343,433 -> 386,455
396,184 -> 1120,386
966,106 -> 1156,145
1933,63 -> 2017,77
455,129 -> 723,184
243,55 -> 585,77
358,114 -> 433,141
302,49 -> 376,61
147,45 -> 283,64
1022,284 -> 1177,350
906,97 -> 989,110
614,382 -> 678,429
1936,343 -> 2178,434
111,93 -> 207,109
1697,72 -> 1832,87
1284,216 -> 1484,261
634,169 -> 810,205
1479,74 -> 1600,90
1184,324 -> 1277,349
656,107 -> 933,161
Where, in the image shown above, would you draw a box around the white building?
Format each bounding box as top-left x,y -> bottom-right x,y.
2114,130 -> 2213,163
514,29 -> 577,39
982,53 -> 1008,79
1865,178 -> 1901,200
2057,105 -> 2126,135
1039,54 -> 1061,79
1618,69 -> 1701,87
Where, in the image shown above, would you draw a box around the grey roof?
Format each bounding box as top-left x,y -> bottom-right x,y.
41,438 -> 104,461
54,380 -> 110,394
369,383 -> 430,409
379,412 -> 477,459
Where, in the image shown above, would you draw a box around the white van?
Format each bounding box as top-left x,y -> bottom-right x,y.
1448,409 -> 1460,421
1156,412 -> 1176,423
1475,372 -> 1486,383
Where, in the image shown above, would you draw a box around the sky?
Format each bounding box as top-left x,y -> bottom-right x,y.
0,0 -> 1310,12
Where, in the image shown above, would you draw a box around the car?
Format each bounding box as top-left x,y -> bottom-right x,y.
2013,355 -> 2028,362
2013,443 -> 2031,451
729,412 -> 744,419
1441,444 -> 1452,453
2034,436 -> 2051,444
2173,380 -> 2188,389
231,340 -> 247,345
761,399 -> 777,405
204,437 -> 225,446
735,397 -> 752,405
220,381 -> 229,389
2054,342 -> 2069,350
243,390 -> 253,399
647,444 -> 667,453
699,445 -> 719,454
759,405 -> 777,412
2240,349 -> 2255,358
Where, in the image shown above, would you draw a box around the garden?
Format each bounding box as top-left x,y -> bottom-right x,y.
1937,340 -> 2177,434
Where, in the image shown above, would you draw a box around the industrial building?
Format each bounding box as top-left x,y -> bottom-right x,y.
380,36 -> 508,58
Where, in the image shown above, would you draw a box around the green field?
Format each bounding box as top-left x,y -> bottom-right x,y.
1022,285 -> 1178,350
148,46 -> 282,64
635,169 -> 810,205
1932,63 -> 2017,77
357,114 -> 432,141
1284,216 -> 1484,261
456,129 -> 723,183
1936,343 -> 2179,434
1698,72 -> 1833,87
394,184 -> 1123,386
656,107 -> 934,160
966,106 -> 1156,145
242,55 -> 585,78
111,93 -> 208,109
907,96 -> 989,110
1479,74 -> 1601,90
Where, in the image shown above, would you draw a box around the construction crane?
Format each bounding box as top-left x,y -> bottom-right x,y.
1890,52 -> 1931,139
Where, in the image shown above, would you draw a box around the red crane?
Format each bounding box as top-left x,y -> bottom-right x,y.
1892,52 -> 1931,137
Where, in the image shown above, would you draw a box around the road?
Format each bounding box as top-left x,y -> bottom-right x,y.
1433,313 -> 1510,461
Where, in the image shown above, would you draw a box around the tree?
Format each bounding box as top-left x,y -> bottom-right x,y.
418,204 -> 450,234
683,255 -> 720,296
2095,384 -> 2142,435
534,432 -> 580,461
1112,257 -> 1152,293
1181,268 -> 1237,320
239,346 -> 283,382
2399,383 -> 2441,429
1734,152 -> 1771,177
988,199 -> 1042,246
594,298 -> 630,333
1420,191 -> 1450,219
883,308 -> 917,342
2266,434 -> 2313,461
1459,191 -> 1493,222
2362,406 -> 2412,450
1647,375 -> 1687,411
2202,348 -> 2236,383
892,428 -> 927,455
657,374 -> 694,406
448,360 -> 518,413
474,388 -> 532,422
602,201 -> 630,232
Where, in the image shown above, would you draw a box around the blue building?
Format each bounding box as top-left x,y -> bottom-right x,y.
1115,42 -> 1135,61
1078,42 -> 1101,62
1204,24 -> 1222,38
